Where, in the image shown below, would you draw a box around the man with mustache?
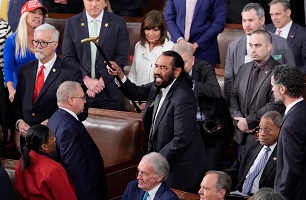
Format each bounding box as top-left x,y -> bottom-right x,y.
108,51 -> 205,192
14,23 -> 83,148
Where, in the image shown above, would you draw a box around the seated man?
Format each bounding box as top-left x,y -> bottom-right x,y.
198,170 -> 232,200
121,152 -> 178,200
225,111 -> 282,195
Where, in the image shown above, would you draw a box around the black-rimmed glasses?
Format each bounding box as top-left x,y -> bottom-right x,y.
32,40 -> 56,48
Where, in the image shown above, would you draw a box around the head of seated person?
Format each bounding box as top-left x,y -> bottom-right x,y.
248,187 -> 285,200
199,170 -> 232,200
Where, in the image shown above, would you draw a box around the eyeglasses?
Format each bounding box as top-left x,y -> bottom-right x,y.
255,126 -> 277,135
32,40 -> 56,48
71,95 -> 86,100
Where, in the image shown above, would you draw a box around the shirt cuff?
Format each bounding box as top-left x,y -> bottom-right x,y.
15,119 -> 23,131
114,75 -> 127,87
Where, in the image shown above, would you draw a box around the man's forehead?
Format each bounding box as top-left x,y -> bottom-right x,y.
156,55 -> 172,65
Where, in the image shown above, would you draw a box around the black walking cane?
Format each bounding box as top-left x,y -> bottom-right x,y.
81,36 -> 142,113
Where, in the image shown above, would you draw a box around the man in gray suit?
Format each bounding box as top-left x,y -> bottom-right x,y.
224,3 -> 295,99
228,30 -> 285,154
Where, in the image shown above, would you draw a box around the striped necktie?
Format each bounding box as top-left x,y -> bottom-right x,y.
143,191 -> 149,200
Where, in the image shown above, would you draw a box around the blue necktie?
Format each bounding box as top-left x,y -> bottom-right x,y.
143,191 -> 149,200
242,146 -> 271,194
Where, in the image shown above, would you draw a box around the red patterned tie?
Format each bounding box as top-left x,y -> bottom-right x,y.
277,29 -> 282,36
33,65 -> 45,103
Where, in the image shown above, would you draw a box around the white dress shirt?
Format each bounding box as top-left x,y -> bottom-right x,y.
275,20 -> 292,39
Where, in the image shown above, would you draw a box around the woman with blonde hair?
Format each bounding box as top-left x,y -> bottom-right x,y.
3,0 -> 48,102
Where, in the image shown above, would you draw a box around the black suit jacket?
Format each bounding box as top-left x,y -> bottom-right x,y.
120,76 -> 205,190
62,11 -> 129,109
14,57 -> 83,126
48,108 -> 108,200
121,180 -> 178,200
274,101 -> 306,200
266,22 -> 306,73
225,141 -> 277,191
229,57 -> 285,144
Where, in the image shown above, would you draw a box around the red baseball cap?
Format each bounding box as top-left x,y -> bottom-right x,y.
21,0 -> 48,16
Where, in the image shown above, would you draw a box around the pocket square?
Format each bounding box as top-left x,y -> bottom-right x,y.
273,55 -> 282,60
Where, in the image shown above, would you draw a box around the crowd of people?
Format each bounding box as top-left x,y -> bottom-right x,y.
0,0 -> 305,199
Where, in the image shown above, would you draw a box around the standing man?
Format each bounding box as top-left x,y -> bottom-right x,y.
62,0 -> 129,110
48,81 -> 108,200
172,43 -> 234,173
225,111 -> 281,195
42,0 -> 84,14
198,171 -> 232,200
164,0 -> 227,66
228,30 -> 285,154
271,64 -> 306,200
108,51 -> 205,191
224,3 -> 295,99
122,152 -> 178,200
14,24 -> 83,145
266,0 -> 306,73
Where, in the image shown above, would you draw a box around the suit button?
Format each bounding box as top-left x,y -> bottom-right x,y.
32,113 -> 35,116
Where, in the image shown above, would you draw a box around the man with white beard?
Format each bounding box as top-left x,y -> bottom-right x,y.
13,23 -> 83,149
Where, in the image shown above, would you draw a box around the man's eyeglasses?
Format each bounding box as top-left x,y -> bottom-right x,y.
71,95 -> 86,100
32,40 -> 56,48
255,127 -> 276,135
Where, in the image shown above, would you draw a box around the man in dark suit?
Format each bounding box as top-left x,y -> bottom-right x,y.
48,81 -> 107,200
109,0 -> 146,17
14,24 -> 82,141
224,3 -> 295,99
228,30 -> 285,154
42,0 -> 84,14
172,43 -> 234,173
265,0 -> 306,73
164,0 -> 227,66
122,152 -> 178,200
62,0 -> 129,110
271,64 -> 306,200
108,51 -> 205,191
225,111 -> 282,195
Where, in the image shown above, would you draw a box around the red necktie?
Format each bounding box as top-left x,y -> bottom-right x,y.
277,29 -> 282,36
33,65 -> 45,103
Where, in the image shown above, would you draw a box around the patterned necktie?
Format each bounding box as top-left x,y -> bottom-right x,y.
33,65 -> 45,103
277,29 -> 282,36
90,19 -> 98,79
143,191 -> 149,200
242,146 -> 271,194
184,0 -> 197,41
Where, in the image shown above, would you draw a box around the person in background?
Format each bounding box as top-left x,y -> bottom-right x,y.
266,0 -> 306,73
4,0 -> 48,102
271,64 -> 306,200
172,43 -> 234,173
122,152 -> 179,200
0,18 -> 13,147
62,0 -> 129,111
248,188 -> 285,200
0,160 -> 16,200
109,0 -> 146,17
225,111 -> 281,195
164,0 -> 227,66
48,81 -> 107,199
42,0 -> 84,14
15,124 -> 77,200
128,10 -> 173,86
198,171 -> 232,200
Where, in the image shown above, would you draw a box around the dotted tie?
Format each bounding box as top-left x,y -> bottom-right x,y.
242,146 -> 271,194
33,65 -> 45,103
143,191 -> 149,200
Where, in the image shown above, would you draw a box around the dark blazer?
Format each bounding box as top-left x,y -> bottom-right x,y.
48,108 -> 108,200
229,57 -> 285,144
224,32 -> 296,99
274,101 -> 306,200
14,57 -> 83,126
62,10 -> 129,109
192,59 -> 234,171
121,180 -> 179,200
266,22 -> 306,73
225,141 -> 277,191
121,76 -> 205,190
164,0 -> 227,66
0,165 -> 16,200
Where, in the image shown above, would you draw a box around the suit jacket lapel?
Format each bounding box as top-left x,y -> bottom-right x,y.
193,0 -> 203,21
30,62 -> 38,102
241,62 -> 253,105
238,37 -> 247,67
79,12 -> 91,65
154,182 -> 166,200
243,145 -> 263,179
260,146 -> 277,185
98,11 -> 110,55
287,23 -> 296,45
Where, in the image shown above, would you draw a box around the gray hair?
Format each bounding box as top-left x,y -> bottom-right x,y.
142,152 -> 170,181
269,0 -> 291,10
249,188 -> 285,200
56,81 -> 81,103
34,23 -> 59,42
242,3 -> 265,19
205,170 -> 232,198
261,111 -> 282,128
172,43 -> 193,58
